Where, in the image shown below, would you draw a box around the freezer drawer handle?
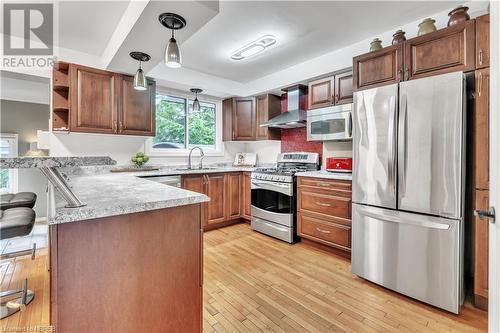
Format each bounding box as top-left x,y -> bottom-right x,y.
475,207 -> 496,223
361,210 -> 450,230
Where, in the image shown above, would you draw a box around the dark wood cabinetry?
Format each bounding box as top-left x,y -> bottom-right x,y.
53,62 -> 155,136
476,14 -> 490,69
474,189 -> 489,310
223,94 -> 281,141
205,174 -> 226,225
308,70 -> 353,109
297,177 -> 352,256
226,173 -> 241,220
353,44 -> 403,91
241,172 -> 252,220
404,20 -> 475,81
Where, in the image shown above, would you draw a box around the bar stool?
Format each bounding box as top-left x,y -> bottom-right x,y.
0,207 -> 37,319
0,192 -> 37,210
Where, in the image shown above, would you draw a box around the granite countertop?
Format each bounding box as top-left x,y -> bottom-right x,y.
0,156 -> 116,169
48,165 -> 258,225
295,170 -> 352,181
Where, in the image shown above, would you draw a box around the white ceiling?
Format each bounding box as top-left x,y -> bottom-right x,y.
180,1 -> 462,83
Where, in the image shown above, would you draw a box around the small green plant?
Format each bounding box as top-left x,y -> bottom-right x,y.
131,152 -> 150,167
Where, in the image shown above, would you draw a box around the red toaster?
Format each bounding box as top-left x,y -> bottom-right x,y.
326,157 -> 352,173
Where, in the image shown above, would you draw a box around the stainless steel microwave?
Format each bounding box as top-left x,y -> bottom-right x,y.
307,104 -> 353,141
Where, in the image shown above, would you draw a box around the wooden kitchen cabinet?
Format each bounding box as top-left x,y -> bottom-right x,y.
256,94 -> 281,140
182,174 -> 205,193
119,75 -> 156,136
353,44 -> 404,91
233,97 -> 256,141
69,64 -> 120,134
404,20 -> 475,81
474,68 -> 489,190
474,189 -> 489,310
225,173 -> 241,220
205,174 -> 226,225
308,70 -> 353,109
241,172 -> 252,220
297,177 -> 352,256
476,14 -> 490,69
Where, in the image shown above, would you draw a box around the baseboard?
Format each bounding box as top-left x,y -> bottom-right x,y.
474,294 -> 488,311
203,219 -> 244,231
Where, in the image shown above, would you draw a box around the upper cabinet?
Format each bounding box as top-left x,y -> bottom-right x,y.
353,44 -> 404,91
308,70 -> 353,109
404,20 -> 475,81
354,20 -> 478,91
476,14 -> 490,69
223,94 -> 281,141
52,62 -> 156,136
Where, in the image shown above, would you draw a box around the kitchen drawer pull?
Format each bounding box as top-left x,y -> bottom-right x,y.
479,49 -> 483,65
319,183 -> 331,187
315,202 -> 331,207
316,227 -> 331,234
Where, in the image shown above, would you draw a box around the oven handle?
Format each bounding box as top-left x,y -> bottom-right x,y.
251,180 -> 293,196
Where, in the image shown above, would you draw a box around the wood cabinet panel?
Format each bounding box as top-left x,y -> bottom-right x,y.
119,75 -> 155,136
182,174 -> 204,194
474,189 -> 489,310
256,94 -> 281,140
404,20 -> 475,80
241,172 -> 252,220
299,190 -> 351,220
226,173 -> 241,220
474,68 -> 489,190
334,71 -> 354,105
206,174 -> 226,224
298,177 -> 352,192
70,64 -> 119,133
222,99 -> 233,141
298,213 -> 351,250
476,14 -> 490,69
233,98 -> 256,141
353,44 -> 403,91
308,77 -> 334,109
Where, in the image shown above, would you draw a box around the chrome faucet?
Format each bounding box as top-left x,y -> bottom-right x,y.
188,146 -> 205,170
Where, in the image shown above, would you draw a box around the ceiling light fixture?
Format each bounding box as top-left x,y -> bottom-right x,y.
159,13 -> 187,68
231,35 -> 276,61
129,51 -> 151,91
190,88 -> 203,112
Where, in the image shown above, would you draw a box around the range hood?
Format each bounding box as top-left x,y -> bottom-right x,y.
261,85 -> 307,129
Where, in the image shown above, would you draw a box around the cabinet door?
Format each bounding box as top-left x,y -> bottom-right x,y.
233,98 -> 256,141
241,172 -> 252,220
70,64 -> 119,133
225,173 -> 241,220
222,99 -> 234,141
353,44 -> 403,91
334,71 -> 353,105
182,174 -> 204,193
206,174 -> 226,224
474,189 -> 489,310
404,20 -> 475,81
474,68 -> 489,190
476,14 -> 489,69
256,94 -> 281,140
308,77 -> 334,109
119,76 -> 155,136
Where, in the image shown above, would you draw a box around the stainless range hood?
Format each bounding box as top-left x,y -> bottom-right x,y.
261,85 -> 307,129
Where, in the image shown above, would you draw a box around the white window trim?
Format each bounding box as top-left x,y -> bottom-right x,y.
145,88 -> 224,157
0,133 -> 19,193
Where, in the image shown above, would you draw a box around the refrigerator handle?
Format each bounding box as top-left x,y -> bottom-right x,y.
348,111 -> 353,138
387,96 -> 396,191
398,94 -> 408,196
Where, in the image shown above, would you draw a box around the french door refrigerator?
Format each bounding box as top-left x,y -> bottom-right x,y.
352,71 -> 465,314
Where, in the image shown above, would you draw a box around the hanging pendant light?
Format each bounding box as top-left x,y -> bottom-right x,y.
190,88 -> 202,112
159,13 -> 186,68
129,52 -> 151,91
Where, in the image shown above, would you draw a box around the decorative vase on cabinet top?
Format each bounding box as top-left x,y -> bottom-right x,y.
369,38 -> 382,52
392,30 -> 406,45
447,6 -> 470,26
418,18 -> 437,36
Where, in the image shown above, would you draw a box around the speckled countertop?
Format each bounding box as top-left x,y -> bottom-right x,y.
48,165 -> 257,225
295,170 -> 352,181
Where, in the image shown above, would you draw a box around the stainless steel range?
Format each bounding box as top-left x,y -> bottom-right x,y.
251,152 -> 319,243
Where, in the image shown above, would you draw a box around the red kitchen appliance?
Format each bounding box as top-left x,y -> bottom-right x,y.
326,157 -> 352,173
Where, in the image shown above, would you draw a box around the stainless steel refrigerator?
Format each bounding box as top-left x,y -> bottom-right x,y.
352,71 -> 466,314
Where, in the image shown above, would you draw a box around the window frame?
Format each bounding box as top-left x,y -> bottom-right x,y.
0,133 -> 19,194
146,88 -> 224,157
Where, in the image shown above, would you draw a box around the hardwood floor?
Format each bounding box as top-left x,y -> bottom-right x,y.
1,223 -> 487,332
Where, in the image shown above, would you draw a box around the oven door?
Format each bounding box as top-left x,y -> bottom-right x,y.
251,179 -> 293,227
307,107 -> 352,141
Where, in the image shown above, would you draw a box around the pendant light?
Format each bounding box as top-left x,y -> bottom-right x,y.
129,52 -> 151,91
190,88 -> 202,112
159,13 -> 186,68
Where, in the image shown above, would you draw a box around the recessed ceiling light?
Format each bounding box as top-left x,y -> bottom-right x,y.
231,35 -> 276,61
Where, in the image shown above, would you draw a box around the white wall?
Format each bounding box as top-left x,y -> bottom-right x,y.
243,140 -> 281,164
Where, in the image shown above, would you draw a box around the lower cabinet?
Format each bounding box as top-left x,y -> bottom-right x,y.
241,172 -> 252,220
474,189 -> 489,310
297,177 -> 352,256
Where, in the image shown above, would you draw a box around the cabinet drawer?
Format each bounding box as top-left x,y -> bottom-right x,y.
299,190 -> 351,219
298,177 -> 352,191
299,213 -> 351,249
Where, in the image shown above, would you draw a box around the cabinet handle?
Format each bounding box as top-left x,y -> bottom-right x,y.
119,121 -> 123,133
397,69 -> 403,81
316,227 -> 331,234
319,183 -> 331,187
315,202 -> 331,207
479,49 -> 483,66
404,68 -> 409,80
334,94 -> 339,104
478,72 -> 483,97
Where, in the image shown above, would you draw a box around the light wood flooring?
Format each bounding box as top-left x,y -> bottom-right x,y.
1,223 -> 488,332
